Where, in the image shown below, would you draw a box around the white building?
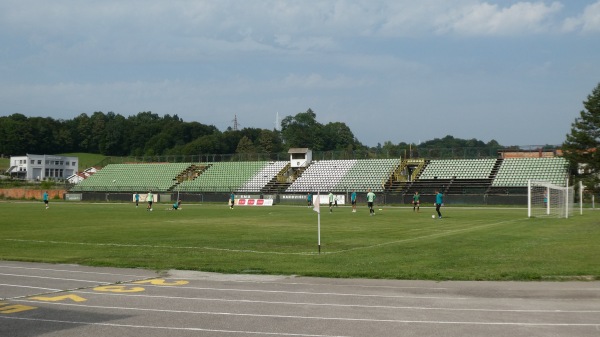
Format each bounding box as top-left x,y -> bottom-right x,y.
288,148 -> 312,168
7,154 -> 79,181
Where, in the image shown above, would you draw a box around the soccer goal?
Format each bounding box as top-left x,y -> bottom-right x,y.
527,179 -> 579,218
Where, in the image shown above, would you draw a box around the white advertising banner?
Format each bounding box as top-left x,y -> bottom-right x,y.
236,199 -> 274,206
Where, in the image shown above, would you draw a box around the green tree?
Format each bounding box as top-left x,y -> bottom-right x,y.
255,129 -> 277,153
280,109 -> 323,149
236,136 -> 255,154
73,113 -> 92,152
563,82 -> 600,193
89,111 -> 108,154
0,114 -> 31,155
321,122 -> 358,151
104,112 -> 127,156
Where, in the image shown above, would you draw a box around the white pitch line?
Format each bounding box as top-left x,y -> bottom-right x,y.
0,264 -> 156,279
3,219 -> 522,256
68,290 -> 600,314
8,301 -> 600,327
0,315 -> 350,337
3,239 -> 317,255
324,218 -> 524,254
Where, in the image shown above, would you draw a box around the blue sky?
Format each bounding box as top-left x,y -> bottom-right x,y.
1,1 -> 599,147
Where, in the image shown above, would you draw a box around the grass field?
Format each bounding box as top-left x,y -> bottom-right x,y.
1,201 -> 598,281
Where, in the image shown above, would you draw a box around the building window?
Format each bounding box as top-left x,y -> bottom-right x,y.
38,160 -> 42,164
31,160 -> 35,164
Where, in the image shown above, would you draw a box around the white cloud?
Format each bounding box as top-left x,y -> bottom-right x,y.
437,2 -> 564,36
274,35 -> 337,51
0,1 -> 574,54
281,73 -> 367,90
562,1 -> 600,33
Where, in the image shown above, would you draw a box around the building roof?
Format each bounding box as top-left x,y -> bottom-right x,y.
288,148 -> 310,154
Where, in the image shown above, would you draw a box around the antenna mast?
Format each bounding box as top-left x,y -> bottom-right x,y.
232,115 -> 238,131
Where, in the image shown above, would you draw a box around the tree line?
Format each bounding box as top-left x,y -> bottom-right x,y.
0,109 -> 507,159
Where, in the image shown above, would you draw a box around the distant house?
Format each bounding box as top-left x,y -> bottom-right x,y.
67,167 -> 98,184
7,154 -> 79,181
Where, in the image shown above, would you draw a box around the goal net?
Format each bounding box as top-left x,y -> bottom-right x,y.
527,180 -> 574,218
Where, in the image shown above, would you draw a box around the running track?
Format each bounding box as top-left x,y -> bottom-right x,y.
1,261 -> 599,337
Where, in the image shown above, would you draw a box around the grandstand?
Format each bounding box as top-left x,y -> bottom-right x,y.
287,159 -> 357,193
70,163 -> 192,192
489,157 -> 570,193
333,159 -> 401,193
176,161 -> 269,192
68,154 -> 571,205
237,161 -> 288,193
419,159 -> 497,180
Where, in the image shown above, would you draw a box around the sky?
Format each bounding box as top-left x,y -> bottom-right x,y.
1,1 -> 599,148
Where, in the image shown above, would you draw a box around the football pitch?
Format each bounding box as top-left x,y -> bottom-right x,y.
1,201 -> 598,281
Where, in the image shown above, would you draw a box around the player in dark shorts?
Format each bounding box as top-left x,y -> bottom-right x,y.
412,191 -> 420,212
366,189 -> 376,216
147,191 -> 153,211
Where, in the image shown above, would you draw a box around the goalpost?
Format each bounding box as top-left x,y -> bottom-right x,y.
527,179 -> 580,218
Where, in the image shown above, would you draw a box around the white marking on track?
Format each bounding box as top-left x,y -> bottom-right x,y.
6,302 -> 600,327
68,290 -> 600,314
0,315 -> 350,337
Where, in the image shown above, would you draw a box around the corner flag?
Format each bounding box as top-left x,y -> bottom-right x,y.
313,192 -> 321,254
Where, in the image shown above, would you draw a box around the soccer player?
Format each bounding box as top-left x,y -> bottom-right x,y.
134,192 -> 140,208
230,192 -> 235,209
328,192 -> 334,213
43,191 -> 49,209
366,188 -> 376,216
351,190 -> 357,212
307,192 -> 312,207
146,191 -> 153,211
172,199 -> 182,210
412,191 -> 420,212
435,189 -> 443,219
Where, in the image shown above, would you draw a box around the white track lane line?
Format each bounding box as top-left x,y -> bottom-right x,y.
0,315 -> 351,337
66,290 -> 600,314
6,301 -> 600,327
